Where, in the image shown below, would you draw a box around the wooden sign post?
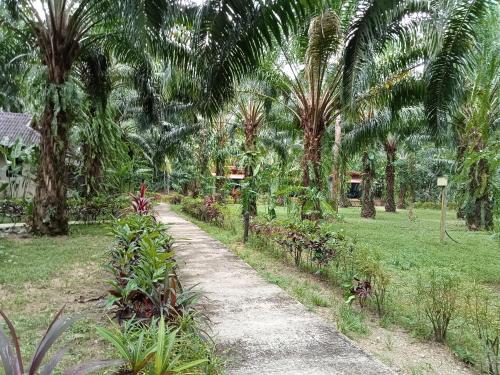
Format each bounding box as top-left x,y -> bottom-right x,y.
437,177 -> 448,242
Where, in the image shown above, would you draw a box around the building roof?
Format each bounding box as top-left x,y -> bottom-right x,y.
0,112 -> 40,147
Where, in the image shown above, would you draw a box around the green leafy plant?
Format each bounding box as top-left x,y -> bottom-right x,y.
97,319 -> 156,374
416,269 -> 461,342
67,195 -> 129,223
107,212 -> 198,323
181,197 -> 224,226
0,199 -> 29,225
355,252 -> 391,317
0,307 -> 122,375
462,283 -> 500,374
151,318 -> 207,375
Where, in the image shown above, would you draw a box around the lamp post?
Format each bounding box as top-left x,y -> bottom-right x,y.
437,176 -> 448,242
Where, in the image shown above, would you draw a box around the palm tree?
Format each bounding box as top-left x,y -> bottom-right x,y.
360,149 -> 376,218
191,0 -> 321,116
128,122 -> 200,187
1,1 -> 114,234
237,99 -> 265,215
451,17 -> 498,230
2,0 -> 318,234
260,10 -> 342,219
211,116 -> 233,198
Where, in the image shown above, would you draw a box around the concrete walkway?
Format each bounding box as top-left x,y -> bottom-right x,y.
157,204 -> 392,375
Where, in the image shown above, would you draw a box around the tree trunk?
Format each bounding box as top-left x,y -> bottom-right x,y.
31,101 -> 70,235
384,147 -> 396,212
361,151 -> 376,219
215,159 -> 225,199
300,114 -> 323,220
82,138 -> 102,197
244,121 -> 257,216
330,117 -> 342,213
465,158 -> 494,230
300,137 -> 322,220
29,20 -> 81,235
397,184 -> 406,209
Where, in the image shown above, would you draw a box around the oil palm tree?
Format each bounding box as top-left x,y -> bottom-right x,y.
259,10 -> 342,219
236,99 -> 265,215
1,0 -> 111,234
451,15 -> 498,230
2,0 -> 318,234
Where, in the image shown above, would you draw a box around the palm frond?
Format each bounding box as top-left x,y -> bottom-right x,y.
424,0 -> 494,134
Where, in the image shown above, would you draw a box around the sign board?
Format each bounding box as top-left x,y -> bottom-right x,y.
437,176 -> 448,187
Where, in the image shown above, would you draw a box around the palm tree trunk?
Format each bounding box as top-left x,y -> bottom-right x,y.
215,159 -> 225,199
361,151 -> 376,219
397,184 -> 406,209
31,101 -> 70,235
301,132 -> 322,220
330,117 -> 342,213
465,158 -> 493,230
384,147 -> 396,212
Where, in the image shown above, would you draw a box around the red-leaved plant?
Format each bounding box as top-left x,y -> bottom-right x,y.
349,278 -> 372,307
130,183 -> 151,215
0,307 -> 122,375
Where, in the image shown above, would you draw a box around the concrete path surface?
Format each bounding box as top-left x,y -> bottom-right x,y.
157,204 -> 392,375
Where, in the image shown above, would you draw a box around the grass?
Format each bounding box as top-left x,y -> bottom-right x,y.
173,202 -> 499,370
0,224 -> 110,284
0,224 -> 114,375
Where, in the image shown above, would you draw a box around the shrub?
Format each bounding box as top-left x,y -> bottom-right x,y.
68,195 -> 129,222
354,252 -> 391,317
250,218 -> 355,271
416,269 -> 461,342
130,183 -> 151,215
0,199 -> 29,224
414,201 -> 458,210
181,197 -> 224,226
166,192 -> 184,205
462,283 -> 500,374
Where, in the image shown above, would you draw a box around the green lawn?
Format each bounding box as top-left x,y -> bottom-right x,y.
333,207 -> 499,287
0,225 -> 113,374
243,204 -> 499,288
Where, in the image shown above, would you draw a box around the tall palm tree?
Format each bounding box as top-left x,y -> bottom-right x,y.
260,10 -> 342,218
2,0 -> 318,234
451,16 -> 498,230
237,99 -> 265,215
211,115 -> 233,197
2,1 -> 114,234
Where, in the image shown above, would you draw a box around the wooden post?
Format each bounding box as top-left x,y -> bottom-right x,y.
440,186 -> 446,241
437,177 -> 448,242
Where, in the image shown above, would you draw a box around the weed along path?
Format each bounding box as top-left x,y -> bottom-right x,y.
157,205 -> 392,375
